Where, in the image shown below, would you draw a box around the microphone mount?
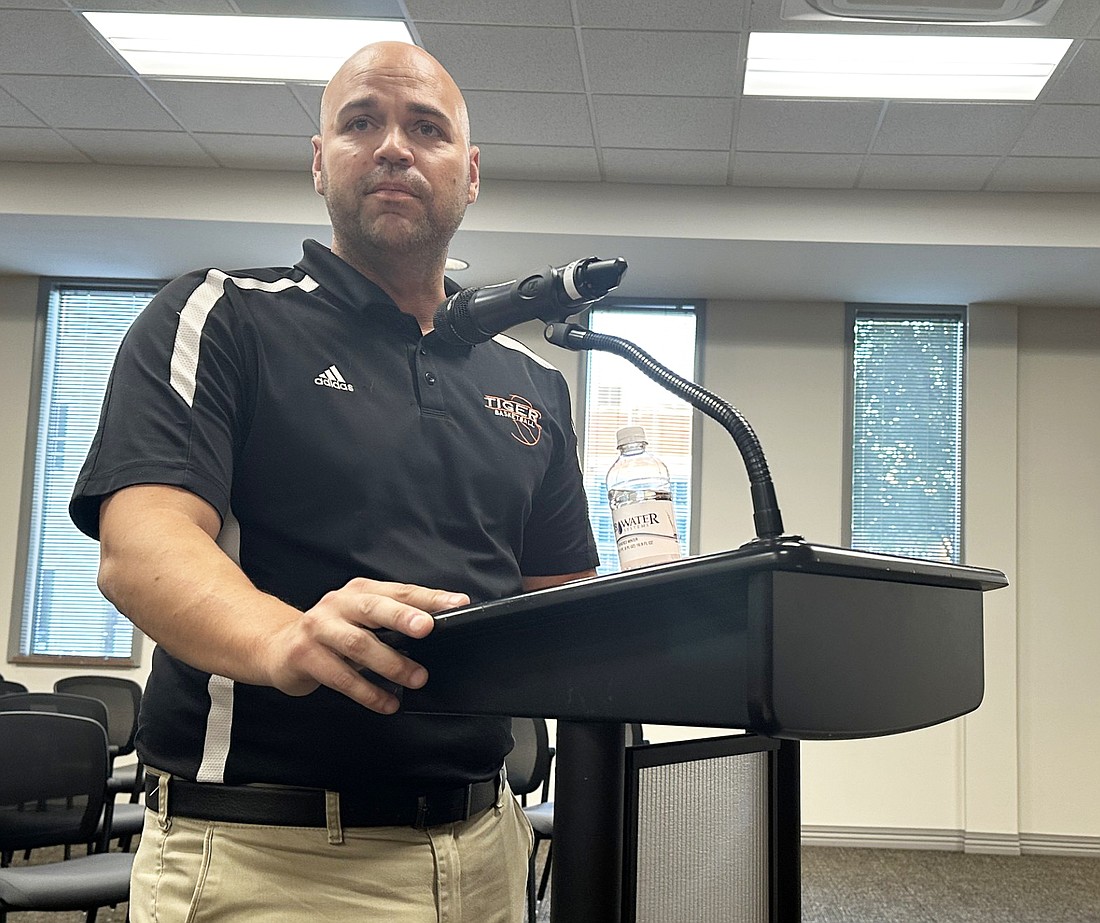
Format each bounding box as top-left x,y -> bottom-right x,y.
545,322 -> 788,542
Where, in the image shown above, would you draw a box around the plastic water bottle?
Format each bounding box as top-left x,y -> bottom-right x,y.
607,425 -> 682,570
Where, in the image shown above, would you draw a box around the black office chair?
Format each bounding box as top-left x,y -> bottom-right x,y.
0,711 -> 133,922
515,722 -> 647,916
0,691 -> 141,856
54,676 -> 145,851
505,717 -> 554,923
0,681 -> 28,697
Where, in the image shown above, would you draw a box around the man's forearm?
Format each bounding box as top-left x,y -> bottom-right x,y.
98,484 -> 299,686
98,484 -> 461,713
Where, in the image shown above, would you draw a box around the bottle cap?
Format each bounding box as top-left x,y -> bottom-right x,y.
616,425 -> 647,449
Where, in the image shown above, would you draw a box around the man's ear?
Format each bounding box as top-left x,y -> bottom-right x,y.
311,136 -> 325,195
467,146 -> 480,205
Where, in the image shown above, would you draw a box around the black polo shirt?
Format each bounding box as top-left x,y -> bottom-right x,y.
70,239 -> 598,791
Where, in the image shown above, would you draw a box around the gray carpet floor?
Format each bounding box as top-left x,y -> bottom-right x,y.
800,847 -> 1100,923
5,844 -> 1099,921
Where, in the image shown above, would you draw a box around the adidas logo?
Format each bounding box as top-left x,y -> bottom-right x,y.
314,365 -> 355,392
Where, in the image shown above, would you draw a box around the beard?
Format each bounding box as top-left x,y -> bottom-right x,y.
322,163 -> 469,267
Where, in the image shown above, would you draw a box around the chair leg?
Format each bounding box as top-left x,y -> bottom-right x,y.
86,908 -> 98,923
527,850 -> 537,923
537,841 -> 553,902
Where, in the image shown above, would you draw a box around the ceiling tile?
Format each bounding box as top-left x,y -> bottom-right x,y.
0,75 -> 181,130
987,155 -> 1100,192
602,149 -> 729,185
194,132 -> 313,171
477,144 -> 600,182
0,125 -> 88,163
0,9 -> 127,75
147,81 -> 318,135
235,0 -> 403,14
0,86 -> 44,127
406,0 -> 574,25
730,152 -> 861,189
1011,104 -> 1100,156
58,128 -> 219,168
872,102 -> 1035,156
593,95 -> 732,151
736,98 -> 882,155
418,24 -> 583,92
290,84 -> 324,129
464,91 -> 593,147
576,0 -> 746,31
858,155 -> 1000,191
582,30 -> 741,97
1042,39 -> 1100,103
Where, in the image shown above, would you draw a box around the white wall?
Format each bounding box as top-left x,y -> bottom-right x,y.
2,168 -> 1099,855
1017,307 -> 1100,844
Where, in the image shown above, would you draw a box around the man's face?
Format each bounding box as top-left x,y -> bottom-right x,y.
312,43 -> 480,263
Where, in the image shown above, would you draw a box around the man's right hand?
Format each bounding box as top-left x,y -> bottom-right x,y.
263,577 -> 469,714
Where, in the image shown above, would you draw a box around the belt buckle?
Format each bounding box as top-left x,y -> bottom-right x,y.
415,795 -> 429,829
413,784 -> 474,829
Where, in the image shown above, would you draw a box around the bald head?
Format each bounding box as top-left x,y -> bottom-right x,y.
309,39 -> 480,305
319,42 -> 470,144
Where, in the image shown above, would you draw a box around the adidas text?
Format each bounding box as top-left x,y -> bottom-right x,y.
314,365 -> 355,392
315,376 -> 354,392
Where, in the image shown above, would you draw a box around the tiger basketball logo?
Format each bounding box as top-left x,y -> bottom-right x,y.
483,394 -> 543,446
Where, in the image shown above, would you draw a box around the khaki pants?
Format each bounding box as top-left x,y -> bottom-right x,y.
130,781 -> 533,923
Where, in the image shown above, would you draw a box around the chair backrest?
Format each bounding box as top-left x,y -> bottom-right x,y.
0,691 -> 110,734
0,680 -> 28,696
506,716 -> 553,800
0,711 -> 109,854
54,675 -> 142,755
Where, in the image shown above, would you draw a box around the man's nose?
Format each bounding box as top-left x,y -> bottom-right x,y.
375,126 -> 413,166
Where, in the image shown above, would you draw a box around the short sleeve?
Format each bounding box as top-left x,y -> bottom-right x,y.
69,271 -> 252,539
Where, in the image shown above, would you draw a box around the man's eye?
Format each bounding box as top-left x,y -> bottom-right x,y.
349,117 -> 372,131
416,122 -> 442,137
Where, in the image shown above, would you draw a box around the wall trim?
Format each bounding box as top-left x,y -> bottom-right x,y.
801,826 -> 1100,857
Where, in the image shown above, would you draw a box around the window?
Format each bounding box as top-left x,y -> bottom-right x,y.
12,281 -> 159,664
579,302 -> 700,575
847,305 -> 965,563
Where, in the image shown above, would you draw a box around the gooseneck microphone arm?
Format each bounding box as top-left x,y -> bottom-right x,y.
545,322 -> 786,542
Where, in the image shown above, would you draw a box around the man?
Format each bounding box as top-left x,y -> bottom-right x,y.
69,41 -> 598,922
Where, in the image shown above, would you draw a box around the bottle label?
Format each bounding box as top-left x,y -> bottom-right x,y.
612,499 -> 681,570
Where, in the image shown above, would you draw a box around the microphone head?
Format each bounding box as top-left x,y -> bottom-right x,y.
431,287 -> 486,346
573,257 -> 627,300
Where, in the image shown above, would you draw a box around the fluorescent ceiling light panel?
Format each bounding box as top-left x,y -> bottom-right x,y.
744,32 -> 1072,100
83,12 -> 414,82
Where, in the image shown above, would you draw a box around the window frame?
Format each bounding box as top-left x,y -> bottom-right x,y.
842,302 -> 967,564
8,276 -> 163,668
574,297 -> 705,572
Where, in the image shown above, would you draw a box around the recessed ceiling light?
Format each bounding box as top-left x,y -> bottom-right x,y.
445,257 -> 470,272
744,32 -> 1072,100
82,12 -> 414,82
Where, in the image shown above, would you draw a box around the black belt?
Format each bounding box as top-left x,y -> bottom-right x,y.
145,773 -> 501,830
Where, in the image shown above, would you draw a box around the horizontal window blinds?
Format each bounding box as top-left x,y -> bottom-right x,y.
850,310 -> 964,563
582,306 -> 697,575
21,285 -> 157,659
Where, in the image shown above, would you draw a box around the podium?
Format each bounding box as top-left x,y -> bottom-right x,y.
394,537 -> 1007,922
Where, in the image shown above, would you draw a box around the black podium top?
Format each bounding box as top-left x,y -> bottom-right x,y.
392,538 -> 1008,739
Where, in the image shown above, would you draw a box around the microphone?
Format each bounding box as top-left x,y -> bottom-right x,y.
431,256 -> 627,346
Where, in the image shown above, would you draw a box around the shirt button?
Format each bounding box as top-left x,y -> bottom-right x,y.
424,372 -> 437,385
